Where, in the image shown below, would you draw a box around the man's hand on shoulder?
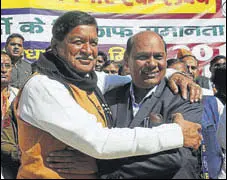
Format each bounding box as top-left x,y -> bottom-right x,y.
168,72 -> 202,103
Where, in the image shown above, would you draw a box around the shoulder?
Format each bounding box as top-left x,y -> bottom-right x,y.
21,59 -> 32,69
104,83 -> 131,105
158,79 -> 181,101
161,80 -> 202,109
202,95 -> 225,115
23,75 -> 68,95
9,87 -> 19,104
10,86 -> 19,95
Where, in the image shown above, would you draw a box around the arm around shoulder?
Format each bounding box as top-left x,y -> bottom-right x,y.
18,75 -> 183,159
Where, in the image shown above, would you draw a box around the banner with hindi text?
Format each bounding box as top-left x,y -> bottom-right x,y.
1,0 -> 226,76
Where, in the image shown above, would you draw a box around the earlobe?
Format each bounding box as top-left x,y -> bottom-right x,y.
124,53 -> 129,67
51,38 -> 59,55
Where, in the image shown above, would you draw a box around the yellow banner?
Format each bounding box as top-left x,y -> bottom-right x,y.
2,0 -> 216,14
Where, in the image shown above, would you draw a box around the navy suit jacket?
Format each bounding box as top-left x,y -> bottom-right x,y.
98,79 -> 203,179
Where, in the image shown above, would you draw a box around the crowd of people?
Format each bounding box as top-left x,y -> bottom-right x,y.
1,10 -> 226,179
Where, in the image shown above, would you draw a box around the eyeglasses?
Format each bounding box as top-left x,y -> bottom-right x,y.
1,63 -> 12,70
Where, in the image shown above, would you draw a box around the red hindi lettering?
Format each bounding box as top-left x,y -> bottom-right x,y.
91,0 -> 114,3
136,0 -> 155,5
122,0 -> 134,6
184,0 -> 195,4
91,0 -> 103,3
175,0 -> 183,5
197,0 -> 209,4
106,0 -> 114,4
163,0 -> 172,6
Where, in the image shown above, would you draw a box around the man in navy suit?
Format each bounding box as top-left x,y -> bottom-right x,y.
98,31 -> 203,179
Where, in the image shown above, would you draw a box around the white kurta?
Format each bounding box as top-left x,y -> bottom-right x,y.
17,71 -> 183,160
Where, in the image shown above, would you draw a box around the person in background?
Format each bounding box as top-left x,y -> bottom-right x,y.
210,55 -> 226,78
118,52 -> 131,76
167,58 -> 189,74
190,56 -> 226,179
95,51 -> 108,72
4,33 -> 32,89
217,105 -> 226,179
211,62 -> 226,105
177,48 -> 212,90
1,51 -> 20,179
210,55 -> 226,104
102,60 -> 120,75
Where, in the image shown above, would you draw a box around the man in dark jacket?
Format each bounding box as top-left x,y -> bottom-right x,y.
98,31 -> 203,179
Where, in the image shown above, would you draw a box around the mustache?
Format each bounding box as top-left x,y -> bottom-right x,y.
140,66 -> 156,74
75,56 -> 94,61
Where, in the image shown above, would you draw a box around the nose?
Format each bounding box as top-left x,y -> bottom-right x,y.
146,56 -> 157,67
1,66 -> 7,73
14,44 -> 20,49
81,42 -> 93,55
188,66 -> 193,74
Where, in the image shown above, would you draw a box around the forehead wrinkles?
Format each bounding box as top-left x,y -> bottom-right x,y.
67,25 -> 98,40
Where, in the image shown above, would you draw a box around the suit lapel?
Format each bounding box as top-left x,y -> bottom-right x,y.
129,79 -> 167,128
116,102 -> 132,128
115,85 -> 133,128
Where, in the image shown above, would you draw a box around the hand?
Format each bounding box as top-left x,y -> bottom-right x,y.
168,72 -> 202,103
173,113 -> 202,150
46,148 -> 98,174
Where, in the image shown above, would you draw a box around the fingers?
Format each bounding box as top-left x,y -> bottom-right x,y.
49,149 -> 87,157
195,85 -> 202,102
49,162 -> 75,169
184,122 -> 202,150
48,162 -> 96,171
55,168 -> 97,174
173,113 -> 202,150
49,150 -> 76,157
168,73 -> 203,102
189,84 -> 196,103
198,86 -> 203,101
168,79 -> 179,94
194,123 -> 202,131
47,155 -> 92,163
192,134 -> 202,150
172,113 -> 184,123
189,84 -> 202,103
180,82 -> 188,100
47,156 -> 74,163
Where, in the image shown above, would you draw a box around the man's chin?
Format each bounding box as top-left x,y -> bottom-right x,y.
1,81 -> 9,86
11,54 -> 22,59
142,79 -> 162,88
95,67 -> 102,72
76,68 -> 95,75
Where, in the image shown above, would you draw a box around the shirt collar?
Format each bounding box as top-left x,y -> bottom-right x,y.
130,83 -> 157,107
